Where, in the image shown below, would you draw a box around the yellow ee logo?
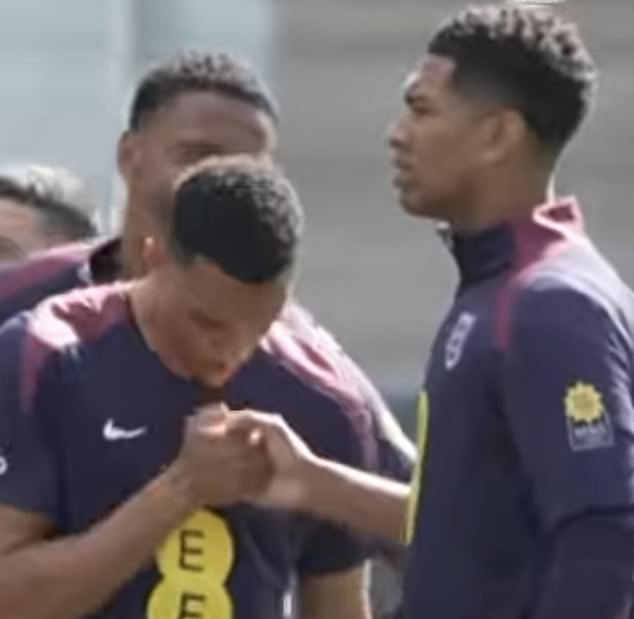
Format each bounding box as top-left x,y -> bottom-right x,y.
405,392 -> 429,545
147,510 -> 235,619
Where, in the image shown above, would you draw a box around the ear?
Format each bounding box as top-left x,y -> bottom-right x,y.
477,109 -> 527,166
117,130 -> 142,184
141,235 -> 169,272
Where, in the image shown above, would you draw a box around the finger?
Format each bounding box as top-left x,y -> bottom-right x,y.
248,428 -> 263,447
195,402 -> 229,427
241,454 -> 273,486
226,410 -> 283,435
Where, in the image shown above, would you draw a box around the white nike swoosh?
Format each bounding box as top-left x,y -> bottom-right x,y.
103,419 -> 147,441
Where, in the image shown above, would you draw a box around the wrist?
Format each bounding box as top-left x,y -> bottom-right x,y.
154,461 -> 200,516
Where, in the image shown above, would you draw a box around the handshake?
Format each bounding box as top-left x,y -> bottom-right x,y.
169,404 -> 320,512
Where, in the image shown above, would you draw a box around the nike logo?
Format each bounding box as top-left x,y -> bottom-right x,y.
103,419 -> 147,441
0,454 -> 8,476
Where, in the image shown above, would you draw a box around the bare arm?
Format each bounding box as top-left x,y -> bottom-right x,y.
0,464 -> 195,619
301,458 -> 410,545
298,566 -> 371,619
227,411 -> 410,545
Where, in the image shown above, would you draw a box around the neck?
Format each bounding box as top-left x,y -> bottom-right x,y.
128,279 -> 191,380
449,167 -> 556,234
120,198 -> 154,279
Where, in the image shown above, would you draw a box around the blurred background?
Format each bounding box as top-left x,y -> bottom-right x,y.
0,0 -> 631,433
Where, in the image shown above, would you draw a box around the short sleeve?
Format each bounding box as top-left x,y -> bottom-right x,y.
502,287 -> 634,530
356,370 -> 416,483
296,394 -> 376,575
296,520 -> 371,576
0,316 -> 60,522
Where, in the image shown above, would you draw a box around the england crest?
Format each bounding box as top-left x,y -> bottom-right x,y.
445,312 -> 476,370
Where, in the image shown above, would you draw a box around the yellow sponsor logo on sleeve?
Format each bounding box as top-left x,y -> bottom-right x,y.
564,382 -> 614,452
404,392 -> 429,545
147,510 -> 235,619
565,382 -> 604,424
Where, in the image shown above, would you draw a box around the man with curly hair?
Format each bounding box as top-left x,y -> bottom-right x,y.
231,5 -> 634,618
388,8 -> 634,616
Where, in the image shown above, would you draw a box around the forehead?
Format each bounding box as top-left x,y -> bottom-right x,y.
172,258 -> 287,321
144,90 -> 277,153
404,54 -> 457,99
0,198 -> 40,231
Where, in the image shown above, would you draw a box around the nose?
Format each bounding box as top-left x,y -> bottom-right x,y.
386,116 -> 406,152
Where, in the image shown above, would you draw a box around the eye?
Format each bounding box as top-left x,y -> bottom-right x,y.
411,104 -> 434,118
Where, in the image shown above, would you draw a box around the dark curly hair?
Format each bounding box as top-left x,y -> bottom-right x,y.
129,52 -> 279,130
428,4 -> 597,153
170,156 -> 303,284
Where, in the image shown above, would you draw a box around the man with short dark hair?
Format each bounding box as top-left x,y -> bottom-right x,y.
229,6 -> 634,619
118,52 -> 280,278
0,52 -> 413,619
0,164 -> 97,264
0,157 -> 305,619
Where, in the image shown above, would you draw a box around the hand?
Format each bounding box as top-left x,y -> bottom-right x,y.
225,411 -> 320,511
170,404 -> 272,509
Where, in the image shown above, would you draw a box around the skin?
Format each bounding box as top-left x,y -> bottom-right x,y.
0,198 -> 64,264
117,90 -> 277,277
387,54 -> 554,231
131,235 -> 289,389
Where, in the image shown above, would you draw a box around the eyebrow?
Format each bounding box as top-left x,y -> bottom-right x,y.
174,139 -> 225,154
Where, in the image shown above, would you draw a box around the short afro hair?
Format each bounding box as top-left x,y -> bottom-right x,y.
128,52 -> 279,131
169,156 -> 303,284
428,4 -> 597,153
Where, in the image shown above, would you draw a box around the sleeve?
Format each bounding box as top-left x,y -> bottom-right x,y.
0,316 -> 60,522
297,520 -> 371,575
296,397 -> 375,576
501,286 -> 634,530
0,254 -> 82,327
357,373 -> 416,483
531,510 -> 634,619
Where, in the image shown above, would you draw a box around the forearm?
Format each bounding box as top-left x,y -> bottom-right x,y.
302,458 -> 409,544
533,510 -> 634,619
0,463 -> 196,619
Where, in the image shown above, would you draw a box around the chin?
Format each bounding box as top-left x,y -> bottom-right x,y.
399,194 -> 429,218
198,374 -> 226,389
400,191 -> 447,221
200,366 -> 236,388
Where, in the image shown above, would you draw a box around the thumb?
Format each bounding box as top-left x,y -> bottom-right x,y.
226,411 -> 289,447
195,402 -> 229,427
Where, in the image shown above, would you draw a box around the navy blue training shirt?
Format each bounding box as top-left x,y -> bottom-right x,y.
402,198 -> 634,619
0,239 -> 412,484
0,241 -> 413,619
